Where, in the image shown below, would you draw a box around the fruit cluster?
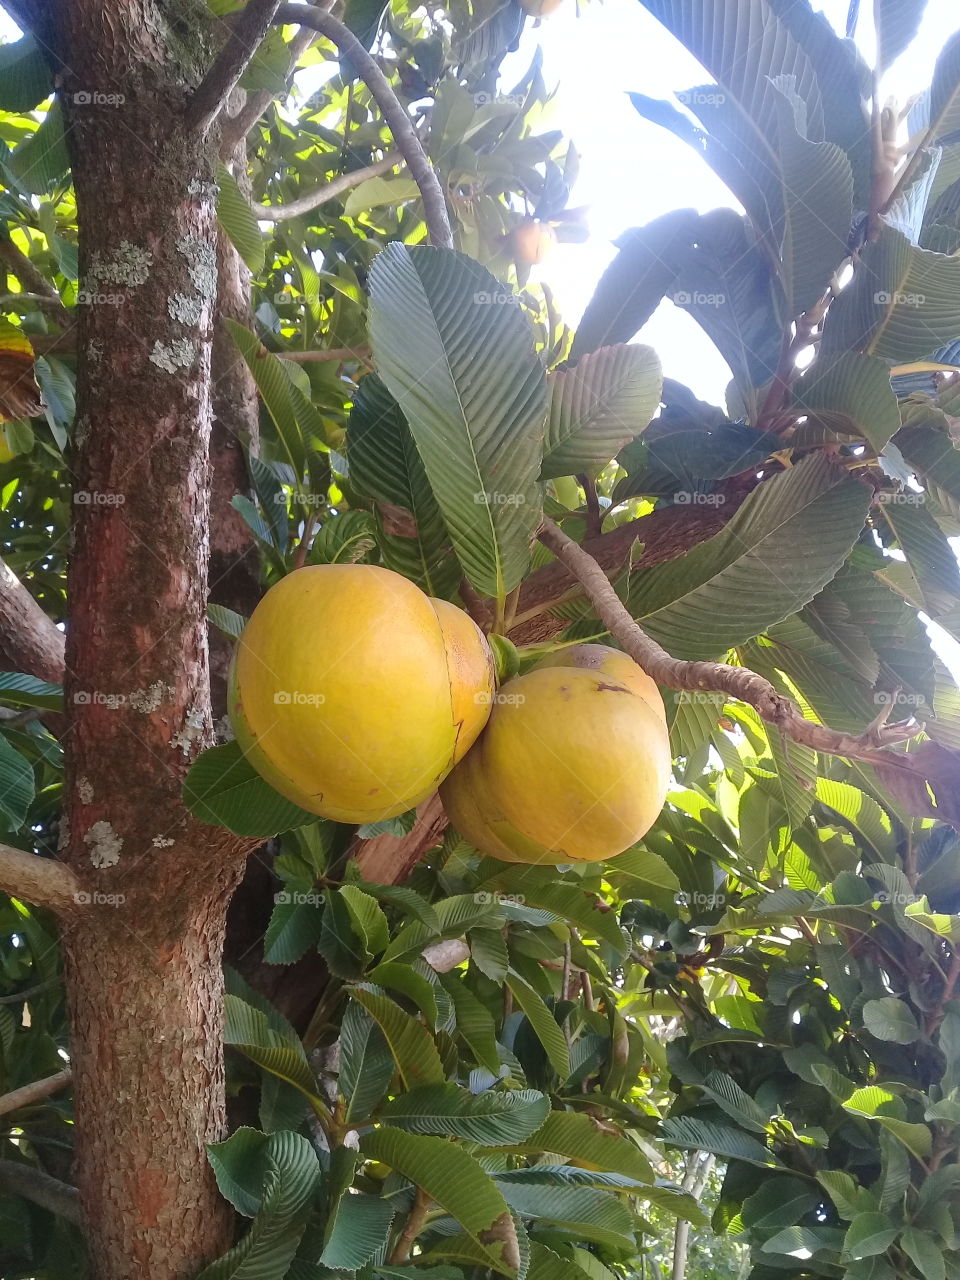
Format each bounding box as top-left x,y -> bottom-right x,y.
229,565 -> 671,864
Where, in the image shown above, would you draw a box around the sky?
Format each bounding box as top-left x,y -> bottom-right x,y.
510,0 -> 960,402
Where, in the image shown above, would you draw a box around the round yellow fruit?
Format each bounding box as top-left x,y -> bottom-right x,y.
230,565 -> 495,823
439,644 -> 671,863
511,219 -> 556,266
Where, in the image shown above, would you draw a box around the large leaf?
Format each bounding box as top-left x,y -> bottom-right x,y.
541,345 -> 662,480
359,1128 -> 520,1275
505,972 -> 570,1080
183,741 -> 316,838
792,353 -> 901,453
875,0 -> 926,71
321,1186 -> 395,1270
0,36 -> 52,112
217,164 -> 265,275
339,999 -> 395,1123
508,1110 -> 654,1182
381,1085 -> 550,1143
894,423 -> 960,521
367,243 -> 546,603
569,210 -> 699,360
624,452 -> 870,659
226,320 -> 305,473
494,1182 -> 636,1252
224,995 -> 329,1113
348,985 -> 445,1089
821,224 -> 960,362
348,373 -> 459,597
661,1115 -> 780,1167
198,1130 -> 321,1279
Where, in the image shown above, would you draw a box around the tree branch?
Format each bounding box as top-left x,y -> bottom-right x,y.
0,1068 -> 72,1118
388,1185 -> 431,1263
252,153 -> 401,221
0,843 -> 83,915
0,555 -> 65,683
220,21 -> 319,155
0,1160 -> 82,1224
537,517 -> 921,765
354,792 -> 447,884
277,345 -> 372,363
0,235 -> 70,326
188,0 -> 284,134
274,4 -> 453,248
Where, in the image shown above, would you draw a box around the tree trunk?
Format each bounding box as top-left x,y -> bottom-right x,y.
33,3 -> 251,1274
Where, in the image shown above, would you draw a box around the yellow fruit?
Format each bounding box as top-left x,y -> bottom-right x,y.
519,0 -> 564,16
0,427 -> 13,465
511,219 -> 556,266
230,565 -> 495,823
440,644 -> 671,863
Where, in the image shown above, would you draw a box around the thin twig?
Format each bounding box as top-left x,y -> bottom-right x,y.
277,346 -> 371,363
388,1185 -> 430,1263
0,1160 -> 81,1224
293,508 -> 317,569
0,1068 -> 72,1118
273,4 -> 453,248
252,153 -> 401,221
220,21 -> 320,154
188,0 -> 284,134
579,474 -> 602,537
0,978 -> 60,1005
0,843 -> 83,915
0,236 -> 70,326
537,517 -> 922,765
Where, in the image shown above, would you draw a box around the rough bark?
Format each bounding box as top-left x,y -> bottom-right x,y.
0,556 -> 66,681
35,3 -> 252,1274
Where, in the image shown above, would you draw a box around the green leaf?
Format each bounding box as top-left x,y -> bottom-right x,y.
815,778 -> 896,861
0,36 -> 52,111
198,1130 -> 321,1279
742,1177 -> 819,1230
570,210 -> 699,360
224,995 -> 329,1113
381,1084 -> 550,1144
320,1191 -> 395,1270
207,604 -> 246,639
348,374 -> 459,597
822,224 -> 960,362
901,1227 -> 946,1280
510,1110 -> 654,1183
226,320 -> 305,473
495,1181 -> 636,1252
183,741 -> 316,838
894,423 -> 960,521
348,986 -> 445,1089
339,886 -> 390,959
0,670 -> 62,713
339,1000 -> 394,1123
469,927 -> 509,982
367,961 -> 441,1026
439,972 -> 502,1075
9,102 -> 69,194
792,353 -> 901,453
540,344 -> 662,480
505,972 -> 569,1080
359,1128 -> 520,1275
344,176 -> 421,216
661,1116 -> 779,1167
843,1212 -> 900,1261
263,896 -> 324,966
862,996 -> 921,1044
207,1127 -> 275,1219
367,243 -> 546,603
926,30 -> 960,143
216,164 -> 264,275
626,453 -> 870,659
485,880 -> 627,957
876,0 -> 926,71
0,735 -> 34,830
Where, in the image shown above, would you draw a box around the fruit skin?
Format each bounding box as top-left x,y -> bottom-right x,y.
229,565 -> 495,823
439,644 -> 671,864
511,219 -> 556,266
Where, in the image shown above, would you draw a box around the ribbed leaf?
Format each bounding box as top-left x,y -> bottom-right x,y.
320,1192 -> 394,1270
439,972 -> 502,1075
894,423 -> 960,520
0,735 -> 34,830
822,224 -> 960,362
9,102 -> 69,194
876,0 -> 926,70
360,1129 -> 520,1275
349,374 -> 459,597
792,353 -> 900,453
339,1000 -> 394,1123
510,1110 -> 654,1182
0,36 -> 52,111
625,453 -> 870,659
927,30 -> 960,143
570,211 -> 700,360
226,320 -> 305,473
207,604 -> 246,639
184,742 -> 316,838
383,894 -> 506,962
198,1130 -> 321,1279
263,898 -> 323,966
469,927 -> 509,982
879,496 -> 960,625
495,1182 -> 635,1252
207,1127 -> 275,1219
661,1116 -> 780,1167
541,345 -> 662,480
367,244 -> 546,603
381,1085 -> 550,1144
485,880 -> 627,957
217,164 -> 265,275
815,779 -> 896,861
348,986 -> 445,1088
505,973 -> 569,1080
225,995 -> 328,1112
